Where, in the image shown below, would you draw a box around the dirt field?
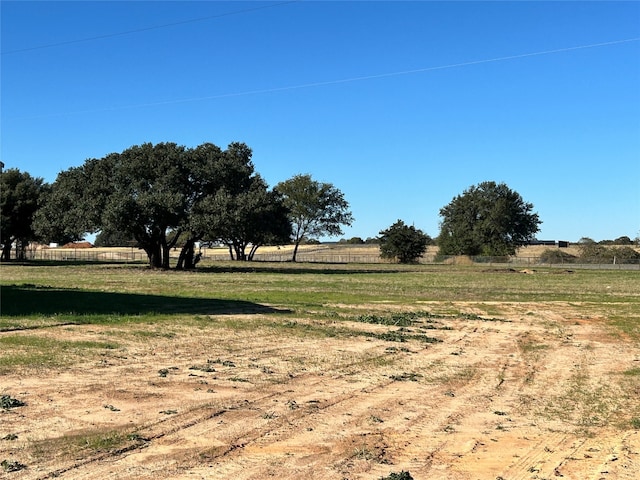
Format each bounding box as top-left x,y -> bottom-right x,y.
2,299 -> 639,479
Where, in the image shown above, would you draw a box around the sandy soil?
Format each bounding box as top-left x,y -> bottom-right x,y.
1,302 -> 639,479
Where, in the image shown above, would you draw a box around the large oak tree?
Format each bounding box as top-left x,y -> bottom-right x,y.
437,181 -> 541,257
35,141 -> 291,268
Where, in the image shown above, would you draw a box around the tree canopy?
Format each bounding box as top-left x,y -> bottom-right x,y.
275,174 -> 353,261
196,175 -> 291,261
94,228 -> 137,247
36,141 -> 291,268
437,181 -> 541,256
379,220 -> 431,264
33,159 -> 109,246
1,168 -> 47,261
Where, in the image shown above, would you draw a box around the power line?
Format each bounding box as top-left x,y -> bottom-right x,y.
1,1 -> 300,55
9,36 -> 640,120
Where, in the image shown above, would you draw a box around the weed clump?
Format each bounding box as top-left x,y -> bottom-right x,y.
389,372 -> 422,382
0,395 -> 25,409
357,313 -> 420,326
1,459 -> 26,472
189,363 -> 216,373
380,471 -> 413,480
363,330 -> 441,344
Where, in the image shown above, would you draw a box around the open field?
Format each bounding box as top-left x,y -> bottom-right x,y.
1,262 -> 639,479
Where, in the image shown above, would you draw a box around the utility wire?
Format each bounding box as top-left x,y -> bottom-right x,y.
1,1 -> 300,55
8,36 -> 640,120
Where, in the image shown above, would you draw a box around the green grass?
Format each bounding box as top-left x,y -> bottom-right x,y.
623,367 -> 640,376
517,338 -> 549,354
0,334 -> 119,372
1,262 -> 638,337
30,428 -> 145,463
539,360 -> 640,434
0,335 -> 117,350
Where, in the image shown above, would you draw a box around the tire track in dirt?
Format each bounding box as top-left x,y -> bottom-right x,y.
460,308 -> 639,480
205,322 -> 521,478
584,431 -> 640,480
496,431 -> 576,480
6,304 -> 638,480
30,374 -> 330,479
100,355 -> 435,478
415,314 -> 564,478
2,318 -> 506,479
29,353 -> 407,480
229,325 -> 488,476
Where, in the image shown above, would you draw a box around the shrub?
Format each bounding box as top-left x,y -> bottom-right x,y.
609,246 -> 640,264
614,236 -> 633,245
576,242 -> 606,262
379,220 -> 430,264
302,238 -> 321,245
578,244 -> 640,264
539,249 -> 577,264
346,236 -> 365,244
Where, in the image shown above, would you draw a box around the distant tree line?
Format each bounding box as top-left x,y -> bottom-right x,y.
2,144 -> 638,266
539,237 -> 640,264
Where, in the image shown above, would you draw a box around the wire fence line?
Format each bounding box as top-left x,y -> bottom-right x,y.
18,247 -> 640,270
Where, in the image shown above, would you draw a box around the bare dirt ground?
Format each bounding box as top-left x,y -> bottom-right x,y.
2,301 -> 639,479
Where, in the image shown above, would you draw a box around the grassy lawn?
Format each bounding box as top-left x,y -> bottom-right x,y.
1,261 -> 638,336
1,261 -> 638,376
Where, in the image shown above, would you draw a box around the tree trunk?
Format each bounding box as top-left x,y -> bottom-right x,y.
142,243 -> 162,268
292,241 -> 300,262
234,243 -> 246,261
247,244 -> 260,261
151,248 -> 162,268
177,238 -> 196,270
1,241 -> 13,262
161,242 -> 171,270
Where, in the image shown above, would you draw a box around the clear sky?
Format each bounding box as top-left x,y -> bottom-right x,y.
2,1 -> 639,243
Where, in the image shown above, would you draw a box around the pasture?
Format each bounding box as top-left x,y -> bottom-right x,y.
1,261 -> 639,479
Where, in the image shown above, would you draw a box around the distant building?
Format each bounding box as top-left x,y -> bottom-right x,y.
528,240 -> 556,246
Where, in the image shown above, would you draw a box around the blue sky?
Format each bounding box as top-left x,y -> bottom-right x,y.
2,1 -> 639,243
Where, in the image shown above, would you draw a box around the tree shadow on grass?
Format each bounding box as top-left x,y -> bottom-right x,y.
0,284 -> 288,318
197,264 -> 408,275
15,260 -> 410,274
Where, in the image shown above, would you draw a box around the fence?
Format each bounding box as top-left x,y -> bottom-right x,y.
19,247 -> 640,270
24,248 -> 148,263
